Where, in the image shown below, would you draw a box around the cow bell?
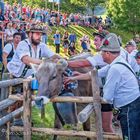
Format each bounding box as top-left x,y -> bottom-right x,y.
31,79 -> 39,90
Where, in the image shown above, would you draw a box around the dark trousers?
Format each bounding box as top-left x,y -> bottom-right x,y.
118,97 -> 140,140
55,44 -> 60,54
0,39 -> 2,62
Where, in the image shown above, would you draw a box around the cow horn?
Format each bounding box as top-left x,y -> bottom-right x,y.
57,59 -> 68,68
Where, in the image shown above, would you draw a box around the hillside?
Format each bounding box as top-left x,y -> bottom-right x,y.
46,25 -> 133,58
47,25 -> 97,57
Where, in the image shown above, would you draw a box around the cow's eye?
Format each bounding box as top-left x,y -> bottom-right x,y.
50,75 -> 56,81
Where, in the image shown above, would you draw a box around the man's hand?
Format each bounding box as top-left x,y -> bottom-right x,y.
63,76 -> 76,85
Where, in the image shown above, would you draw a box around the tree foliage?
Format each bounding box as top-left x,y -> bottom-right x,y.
107,0 -> 140,33
7,0 -> 105,14
70,0 -> 105,11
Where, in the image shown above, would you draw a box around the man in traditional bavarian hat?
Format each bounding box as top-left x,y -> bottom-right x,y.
7,24 -> 60,78
7,24 -> 60,126
100,33 -> 140,140
67,30 -> 139,132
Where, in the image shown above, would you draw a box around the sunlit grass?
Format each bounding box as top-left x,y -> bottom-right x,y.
47,25 -> 97,58
32,103 -> 55,128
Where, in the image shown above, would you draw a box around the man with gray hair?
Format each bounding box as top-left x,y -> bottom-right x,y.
100,33 -> 140,140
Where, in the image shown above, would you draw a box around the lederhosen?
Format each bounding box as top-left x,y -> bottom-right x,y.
96,66 -> 113,112
20,40 -> 41,78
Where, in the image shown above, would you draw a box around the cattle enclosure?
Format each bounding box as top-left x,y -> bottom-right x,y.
0,70 -> 122,140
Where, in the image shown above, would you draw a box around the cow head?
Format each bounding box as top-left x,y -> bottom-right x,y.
31,59 -> 67,98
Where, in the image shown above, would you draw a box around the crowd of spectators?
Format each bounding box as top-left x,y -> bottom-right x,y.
0,2 -> 113,62
0,2 -> 112,27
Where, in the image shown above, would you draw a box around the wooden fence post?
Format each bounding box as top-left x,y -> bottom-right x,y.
41,104 -> 45,120
7,74 -> 13,140
91,69 -> 103,140
23,79 -> 32,140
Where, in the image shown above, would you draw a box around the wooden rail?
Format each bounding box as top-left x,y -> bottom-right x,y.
0,72 -> 122,140
11,126 -> 122,140
9,94 -> 107,104
0,78 -> 23,88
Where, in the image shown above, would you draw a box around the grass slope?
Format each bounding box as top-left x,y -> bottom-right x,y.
47,25 -> 97,57
46,25 -> 133,58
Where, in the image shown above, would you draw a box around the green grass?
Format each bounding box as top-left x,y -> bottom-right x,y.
32,103 -> 55,128
31,103 -> 55,140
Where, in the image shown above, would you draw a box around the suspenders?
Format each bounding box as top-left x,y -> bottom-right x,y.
21,40 -> 41,78
7,43 -> 14,62
115,62 -> 136,76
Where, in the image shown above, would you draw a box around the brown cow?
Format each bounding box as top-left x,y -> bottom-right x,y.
32,54 -> 93,140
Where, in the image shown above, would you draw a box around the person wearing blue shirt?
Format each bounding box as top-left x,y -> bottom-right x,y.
53,30 -> 61,54
69,32 -> 77,46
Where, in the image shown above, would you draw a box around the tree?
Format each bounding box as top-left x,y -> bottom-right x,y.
60,0 -> 85,13
107,0 -> 140,34
70,0 -> 105,14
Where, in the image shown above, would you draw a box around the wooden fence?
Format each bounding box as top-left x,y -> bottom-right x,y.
0,70 -> 122,140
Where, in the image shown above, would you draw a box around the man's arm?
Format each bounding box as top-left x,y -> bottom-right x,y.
2,43 -> 13,69
103,67 -> 120,104
68,59 -> 91,68
2,52 -> 8,69
64,72 -> 91,84
21,55 -> 42,65
98,65 -> 110,78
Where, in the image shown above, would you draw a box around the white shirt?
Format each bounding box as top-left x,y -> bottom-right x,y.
130,49 -> 138,58
7,39 -> 55,78
86,48 -> 139,73
120,47 -> 139,73
86,53 -> 107,87
3,43 -> 15,54
103,56 -> 140,108
86,52 -> 107,68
